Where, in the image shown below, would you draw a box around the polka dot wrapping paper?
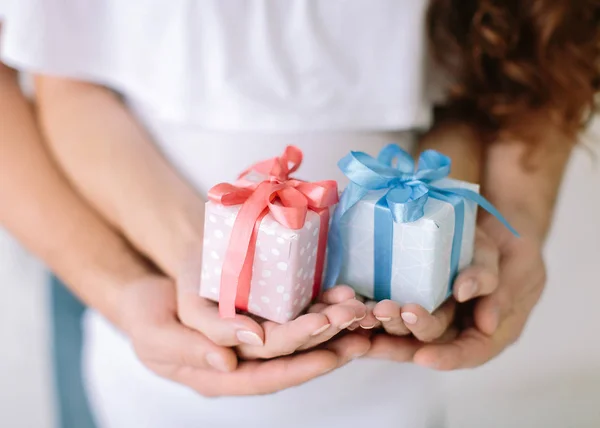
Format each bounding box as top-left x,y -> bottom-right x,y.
199,145 -> 338,323
200,202 -> 324,323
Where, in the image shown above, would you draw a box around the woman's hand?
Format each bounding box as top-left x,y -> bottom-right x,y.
362,225 -> 545,368
120,274 -> 370,397
368,227 -> 501,342
410,221 -> 545,370
362,119 -> 567,368
364,215 -> 547,369
175,245 -> 367,363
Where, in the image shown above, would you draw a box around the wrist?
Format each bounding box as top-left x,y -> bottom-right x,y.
56,232 -> 156,330
124,194 -> 205,279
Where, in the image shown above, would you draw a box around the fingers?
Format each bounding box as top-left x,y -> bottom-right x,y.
236,312 -> 331,359
239,296 -> 368,359
319,285 -> 357,304
365,333 -> 421,362
197,350 -> 340,396
413,306 -> 527,371
177,294 -> 265,347
453,229 -> 500,303
322,332 -> 371,365
176,246 -> 266,347
400,301 -> 456,342
135,320 -> 239,373
353,300 -> 380,330
412,328 -> 491,370
298,299 -> 366,350
372,300 -> 410,336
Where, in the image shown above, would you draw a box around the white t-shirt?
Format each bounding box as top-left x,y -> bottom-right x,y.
1,1 -> 447,427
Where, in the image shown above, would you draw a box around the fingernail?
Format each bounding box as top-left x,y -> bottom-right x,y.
359,323 -> 376,329
375,316 -> 392,322
311,324 -> 331,336
236,330 -> 264,346
401,312 -> 418,325
206,353 -> 230,372
338,320 -> 354,330
458,280 -> 478,302
354,313 -> 367,321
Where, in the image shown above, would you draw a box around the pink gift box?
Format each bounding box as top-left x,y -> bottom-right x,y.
200,202 -> 322,323
198,146 -> 338,323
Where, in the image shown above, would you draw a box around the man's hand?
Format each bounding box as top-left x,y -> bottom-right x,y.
120,275 -> 370,397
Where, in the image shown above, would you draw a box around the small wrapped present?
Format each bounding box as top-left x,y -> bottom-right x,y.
324,144 -> 517,312
200,146 -> 338,323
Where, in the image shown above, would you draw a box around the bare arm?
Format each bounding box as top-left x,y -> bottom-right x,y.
371,116 -> 572,358
481,128 -> 573,246
34,75 -> 367,362
0,63 -> 151,328
34,77 -> 205,278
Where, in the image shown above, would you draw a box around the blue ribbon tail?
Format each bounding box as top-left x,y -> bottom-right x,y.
438,188 -> 520,237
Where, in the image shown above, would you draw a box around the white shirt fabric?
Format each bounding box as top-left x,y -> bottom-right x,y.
1,1 -> 447,427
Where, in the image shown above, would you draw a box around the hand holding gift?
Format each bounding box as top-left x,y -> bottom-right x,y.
198,146 -> 368,362
324,144 -> 518,330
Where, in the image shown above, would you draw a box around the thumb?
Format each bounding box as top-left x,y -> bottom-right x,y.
177,245 -> 265,347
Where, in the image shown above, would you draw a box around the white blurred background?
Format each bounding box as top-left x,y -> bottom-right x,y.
1,121 -> 599,428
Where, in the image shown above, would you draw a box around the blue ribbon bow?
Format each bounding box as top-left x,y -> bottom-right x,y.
324,144 -> 519,300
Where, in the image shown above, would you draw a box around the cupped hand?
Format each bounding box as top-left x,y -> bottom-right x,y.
365,220 -> 545,370
176,246 -> 366,362
119,274 -> 370,397
369,228 -> 500,342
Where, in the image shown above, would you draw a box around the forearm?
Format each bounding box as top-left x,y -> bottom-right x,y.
481,132 -> 573,246
35,77 -> 204,278
0,64 -> 152,327
417,120 -> 483,183
418,115 -> 572,245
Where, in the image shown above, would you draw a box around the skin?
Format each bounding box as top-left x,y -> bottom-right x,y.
27,67 -> 570,398
33,76 -> 370,387
365,119 -> 571,370
0,63 -> 369,397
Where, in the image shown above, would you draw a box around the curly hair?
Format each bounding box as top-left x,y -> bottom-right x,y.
428,0 -> 600,144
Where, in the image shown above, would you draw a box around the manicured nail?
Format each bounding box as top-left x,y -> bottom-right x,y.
375,316 -> 392,322
354,313 -> 367,321
339,320 -> 354,330
311,324 -> 331,336
206,353 -> 230,372
401,312 -> 418,325
236,330 -> 264,346
457,279 -> 478,302
359,323 -> 376,329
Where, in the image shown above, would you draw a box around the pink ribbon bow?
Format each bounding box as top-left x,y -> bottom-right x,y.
208,146 -> 339,318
